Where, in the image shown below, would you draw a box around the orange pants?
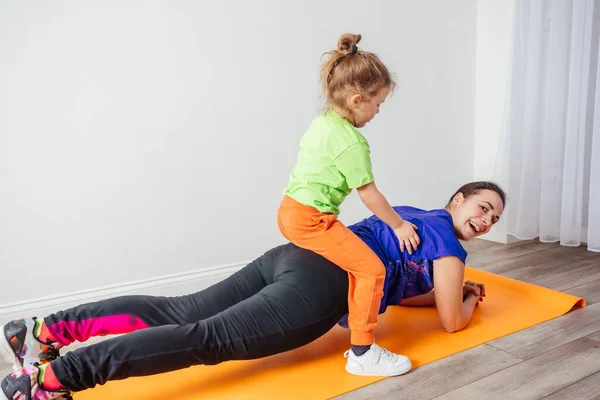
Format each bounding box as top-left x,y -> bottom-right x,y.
277,195 -> 385,345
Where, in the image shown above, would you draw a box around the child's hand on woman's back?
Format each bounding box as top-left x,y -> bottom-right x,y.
394,221 -> 420,254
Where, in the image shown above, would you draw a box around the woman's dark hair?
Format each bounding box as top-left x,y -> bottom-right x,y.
447,181 -> 506,208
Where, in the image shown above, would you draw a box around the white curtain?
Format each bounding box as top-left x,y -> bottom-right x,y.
495,0 -> 600,252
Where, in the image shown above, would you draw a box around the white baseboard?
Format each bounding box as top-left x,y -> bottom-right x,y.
0,262 -> 248,322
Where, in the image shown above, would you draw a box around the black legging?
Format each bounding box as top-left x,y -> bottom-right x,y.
47,244 -> 350,391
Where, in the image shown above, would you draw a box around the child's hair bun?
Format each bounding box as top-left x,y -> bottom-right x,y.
337,34 -> 362,54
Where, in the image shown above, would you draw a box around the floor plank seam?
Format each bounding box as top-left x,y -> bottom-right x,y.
509,333 -> 600,362
539,371 -> 600,399
587,331 -> 600,342
484,342 -> 527,361
559,277 -> 600,293
427,359 -> 527,398
431,341 -> 600,400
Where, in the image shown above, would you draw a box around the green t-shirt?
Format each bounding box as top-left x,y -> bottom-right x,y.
284,110 -> 374,214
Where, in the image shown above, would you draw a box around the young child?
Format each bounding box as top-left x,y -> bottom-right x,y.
278,33 -> 420,376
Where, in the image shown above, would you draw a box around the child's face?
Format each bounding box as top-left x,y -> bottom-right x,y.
350,86 -> 390,128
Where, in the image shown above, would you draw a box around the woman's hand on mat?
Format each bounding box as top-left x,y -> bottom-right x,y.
464,291 -> 482,307
394,221 -> 420,254
463,281 -> 485,303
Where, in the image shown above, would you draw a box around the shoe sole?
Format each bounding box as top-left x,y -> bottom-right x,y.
345,358 -> 413,377
0,326 -> 21,372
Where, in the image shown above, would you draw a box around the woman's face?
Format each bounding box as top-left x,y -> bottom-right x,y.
450,189 -> 504,241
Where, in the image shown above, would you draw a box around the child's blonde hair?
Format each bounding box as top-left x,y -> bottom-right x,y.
320,33 -> 395,113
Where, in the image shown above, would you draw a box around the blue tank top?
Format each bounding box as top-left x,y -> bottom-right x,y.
337,206 -> 467,327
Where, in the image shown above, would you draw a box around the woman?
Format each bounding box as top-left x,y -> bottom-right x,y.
0,181 -> 505,400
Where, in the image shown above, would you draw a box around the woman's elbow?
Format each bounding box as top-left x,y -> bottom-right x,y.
441,319 -> 465,333
442,323 -> 458,333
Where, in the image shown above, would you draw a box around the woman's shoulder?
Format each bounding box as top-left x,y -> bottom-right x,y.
395,206 -> 467,263
393,206 -> 453,229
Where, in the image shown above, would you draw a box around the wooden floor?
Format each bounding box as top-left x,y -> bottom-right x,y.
1,239 -> 599,399
335,239 -> 600,400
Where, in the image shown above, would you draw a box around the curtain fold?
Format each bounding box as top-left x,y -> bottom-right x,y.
495,0 -> 600,252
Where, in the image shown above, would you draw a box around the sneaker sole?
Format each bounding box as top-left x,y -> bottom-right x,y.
0,326 -> 21,372
345,358 -> 413,377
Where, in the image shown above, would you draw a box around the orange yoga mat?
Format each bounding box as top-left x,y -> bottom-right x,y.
74,267 -> 585,400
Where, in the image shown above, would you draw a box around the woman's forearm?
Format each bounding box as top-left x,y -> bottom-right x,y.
455,294 -> 480,331
400,290 -> 435,307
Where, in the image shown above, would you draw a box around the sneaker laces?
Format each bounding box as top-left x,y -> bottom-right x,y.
380,347 -> 393,360
39,345 -> 61,363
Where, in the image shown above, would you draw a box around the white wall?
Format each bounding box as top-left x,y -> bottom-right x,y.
0,0 -> 477,312
474,0 -> 515,243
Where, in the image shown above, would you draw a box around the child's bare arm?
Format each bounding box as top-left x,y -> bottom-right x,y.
357,182 -> 420,253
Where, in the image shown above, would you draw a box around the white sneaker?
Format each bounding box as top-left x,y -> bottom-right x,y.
344,343 -> 412,376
